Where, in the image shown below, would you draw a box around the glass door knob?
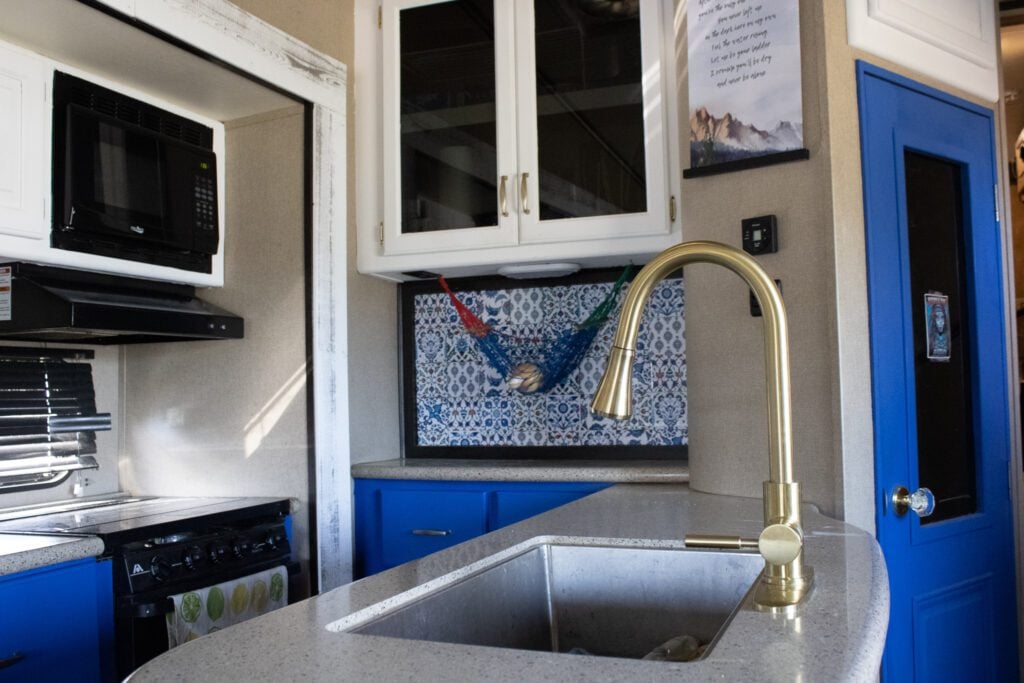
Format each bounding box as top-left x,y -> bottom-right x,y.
892,486 -> 935,518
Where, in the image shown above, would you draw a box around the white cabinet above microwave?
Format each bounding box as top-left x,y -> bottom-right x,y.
0,42 -> 49,243
0,41 -> 227,287
358,0 -> 682,281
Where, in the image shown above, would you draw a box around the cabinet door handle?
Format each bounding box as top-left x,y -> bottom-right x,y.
411,529 -> 452,537
499,175 -> 509,217
0,653 -> 24,670
521,172 -> 530,214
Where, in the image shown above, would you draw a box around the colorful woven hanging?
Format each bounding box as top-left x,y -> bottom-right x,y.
438,268 -> 632,394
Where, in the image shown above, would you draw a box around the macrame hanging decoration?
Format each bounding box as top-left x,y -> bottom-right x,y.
438,268 -> 632,394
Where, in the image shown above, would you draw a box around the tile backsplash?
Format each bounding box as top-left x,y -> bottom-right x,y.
407,274 -> 687,451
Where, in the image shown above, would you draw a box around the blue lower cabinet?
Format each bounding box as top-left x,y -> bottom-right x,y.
354,479 -> 608,578
492,487 -> 603,529
0,557 -> 113,683
379,489 -> 488,569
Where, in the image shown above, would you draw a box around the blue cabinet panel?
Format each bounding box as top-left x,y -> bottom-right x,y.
0,557 -> 112,683
379,489 -> 488,569
354,479 -> 609,578
492,486 -> 604,529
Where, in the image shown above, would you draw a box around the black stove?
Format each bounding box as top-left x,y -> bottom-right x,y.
0,495 -> 293,679
118,519 -> 289,597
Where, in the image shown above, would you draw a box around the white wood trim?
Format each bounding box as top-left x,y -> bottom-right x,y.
99,0 -> 347,111
101,0 -> 134,15
311,104 -> 351,591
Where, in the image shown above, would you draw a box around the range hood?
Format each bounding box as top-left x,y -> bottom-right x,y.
0,262 -> 243,344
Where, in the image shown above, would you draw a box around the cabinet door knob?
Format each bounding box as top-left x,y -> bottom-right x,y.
521,172 -> 530,215
499,175 -> 509,217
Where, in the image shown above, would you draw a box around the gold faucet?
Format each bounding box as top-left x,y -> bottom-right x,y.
591,240 -> 813,612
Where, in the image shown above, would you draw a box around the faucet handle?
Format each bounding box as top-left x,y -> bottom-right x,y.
684,523 -> 802,567
758,523 -> 803,566
684,534 -> 759,550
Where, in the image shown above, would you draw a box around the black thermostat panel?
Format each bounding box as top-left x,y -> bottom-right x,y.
742,215 -> 778,255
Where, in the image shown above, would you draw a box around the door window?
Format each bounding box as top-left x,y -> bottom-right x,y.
904,150 -> 977,524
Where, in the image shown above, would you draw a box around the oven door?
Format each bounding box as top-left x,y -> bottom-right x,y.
114,559 -> 297,680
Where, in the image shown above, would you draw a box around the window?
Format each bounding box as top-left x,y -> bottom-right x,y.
0,348 -> 110,492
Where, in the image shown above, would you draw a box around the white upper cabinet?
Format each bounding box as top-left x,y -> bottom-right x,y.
846,0 -> 998,102
365,0 -> 681,279
0,43 -> 50,241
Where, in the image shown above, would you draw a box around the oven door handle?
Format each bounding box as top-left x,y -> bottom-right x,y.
128,597 -> 176,618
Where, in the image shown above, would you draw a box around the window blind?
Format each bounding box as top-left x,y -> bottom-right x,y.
0,351 -> 110,491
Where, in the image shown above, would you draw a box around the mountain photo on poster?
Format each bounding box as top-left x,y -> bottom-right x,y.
687,0 -> 803,168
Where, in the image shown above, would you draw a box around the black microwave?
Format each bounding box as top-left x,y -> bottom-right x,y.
52,72 -> 219,274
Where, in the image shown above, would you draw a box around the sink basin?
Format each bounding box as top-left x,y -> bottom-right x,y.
335,542 -> 763,660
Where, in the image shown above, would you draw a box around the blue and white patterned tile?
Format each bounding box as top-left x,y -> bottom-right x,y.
412,276 -> 687,448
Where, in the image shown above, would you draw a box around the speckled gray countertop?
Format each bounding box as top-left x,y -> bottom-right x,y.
130,484 -> 888,682
352,458 -> 689,483
0,533 -> 104,576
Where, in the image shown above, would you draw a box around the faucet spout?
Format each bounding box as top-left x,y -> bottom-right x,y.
591,240 -> 812,612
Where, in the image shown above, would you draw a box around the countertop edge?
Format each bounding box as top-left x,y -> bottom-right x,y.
352,458 -> 690,483
0,534 -> 105,576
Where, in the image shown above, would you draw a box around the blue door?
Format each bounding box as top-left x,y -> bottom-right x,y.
858,63 -> 1019,680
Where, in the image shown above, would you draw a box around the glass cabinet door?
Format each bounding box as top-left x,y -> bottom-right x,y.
514,0 -> 672,244
382,0 -> 519,256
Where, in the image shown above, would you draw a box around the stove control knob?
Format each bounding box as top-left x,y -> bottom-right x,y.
182,546 -> 202,571
150,557 -> 172,582
208,543 -> 228,564
232,540 -> 250,558
264,534 -> 277,549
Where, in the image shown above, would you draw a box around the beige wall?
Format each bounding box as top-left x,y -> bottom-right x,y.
676,0 -> 840,513
231,0 -> 401,466
121,107 -> 312,596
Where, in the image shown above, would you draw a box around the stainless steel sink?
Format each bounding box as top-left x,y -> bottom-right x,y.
337,543 -> 763,660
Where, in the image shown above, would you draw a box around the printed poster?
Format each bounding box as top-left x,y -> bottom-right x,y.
687,0 -> 804,171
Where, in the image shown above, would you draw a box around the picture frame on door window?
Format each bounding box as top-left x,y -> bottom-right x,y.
925,292 -> 951,362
